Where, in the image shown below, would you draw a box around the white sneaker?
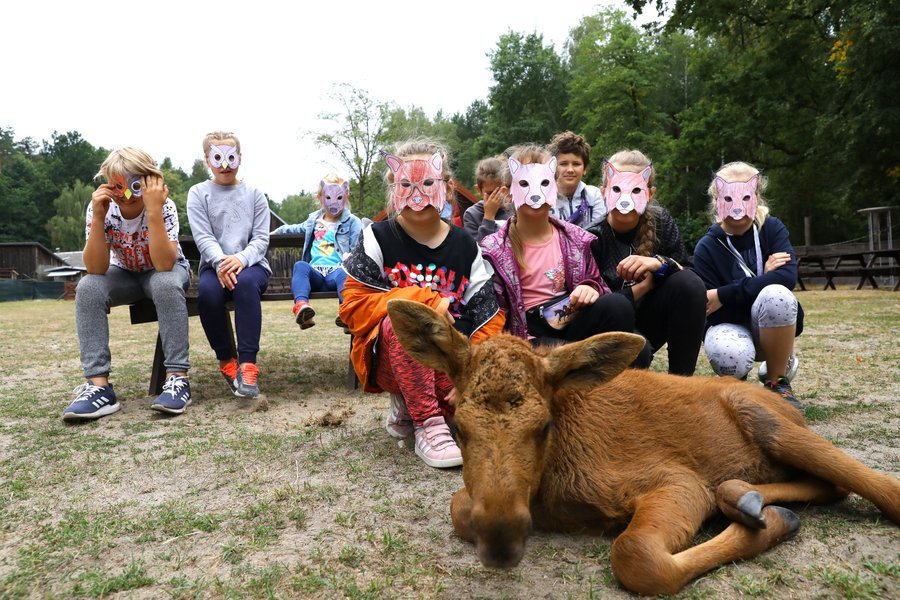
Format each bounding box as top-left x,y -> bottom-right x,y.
385,393 -> 413,439
414,416 -> 463,468
758,354 -> 799,384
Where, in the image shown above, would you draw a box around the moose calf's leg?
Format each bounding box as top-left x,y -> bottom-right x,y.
451,488 -> 476,543
610,482 -> 717,596
716,478 -> 847,529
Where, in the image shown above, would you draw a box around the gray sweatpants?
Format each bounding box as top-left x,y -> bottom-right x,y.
704,284 -> 798,379
75,265 -> 191,378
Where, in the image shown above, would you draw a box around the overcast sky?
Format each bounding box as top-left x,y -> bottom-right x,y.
3,0 -> 650,201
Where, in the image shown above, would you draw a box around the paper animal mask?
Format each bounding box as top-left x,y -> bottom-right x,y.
112,174 -> 143,199
714,175 -> 759,222
508,157 -> 558,210
208,144 -> 240,170
320,181 -> 349,216
603,163 -> 652,215
385,152 -> 446,213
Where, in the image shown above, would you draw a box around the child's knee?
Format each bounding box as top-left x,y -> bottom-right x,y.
75,275 -> 110,307
754,285 -> 797,328
704,325 -> 755,379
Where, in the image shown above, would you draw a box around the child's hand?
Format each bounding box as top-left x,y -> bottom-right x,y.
616,255 -> 659,283
764,252 -> 791,273
436,297 -> 456,325
706,288 -> 722,316
91,184 -> 115,217
445,387 -> 458,406
568,284 -> 599,310
217,255 -> 243,290
483,187 -> 508,221
141,176 -> 169,212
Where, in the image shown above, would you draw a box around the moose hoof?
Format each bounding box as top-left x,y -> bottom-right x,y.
765,505 -> 801,542
735,491 -> 766,529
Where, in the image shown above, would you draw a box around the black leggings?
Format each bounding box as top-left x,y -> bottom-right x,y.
635,268 -> 707,376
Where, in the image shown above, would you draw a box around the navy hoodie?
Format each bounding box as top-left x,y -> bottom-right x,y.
692,216 -> 803,334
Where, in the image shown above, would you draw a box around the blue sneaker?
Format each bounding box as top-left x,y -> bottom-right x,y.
151,374 -> 192,414
62,382 -> 120,421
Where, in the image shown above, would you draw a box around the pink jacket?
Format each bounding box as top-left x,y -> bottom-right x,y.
480,217 -> 610,338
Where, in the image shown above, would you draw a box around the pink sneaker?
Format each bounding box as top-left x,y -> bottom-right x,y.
414,416 -> 463,468
292,301 -> 316,329
385,393 -> 413,439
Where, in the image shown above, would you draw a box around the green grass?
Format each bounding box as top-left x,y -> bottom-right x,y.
0,291 -> 897,598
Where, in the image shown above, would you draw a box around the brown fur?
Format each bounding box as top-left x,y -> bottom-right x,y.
385,299 -> 900,596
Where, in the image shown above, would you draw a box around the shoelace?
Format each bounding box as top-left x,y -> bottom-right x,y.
220,360 -> 238,379
241,364 -> 259,385
767,379 -> 794,399
162,376 -> 187,395
72,382 -> 106,401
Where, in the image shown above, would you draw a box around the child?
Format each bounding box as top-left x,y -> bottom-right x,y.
463,156 -> 513,243
588,150 -> 707,375
480,145 -> 639,348
187,131 -> 271,398
63,148 -> 192,420
692,161 -> 804,410
548,131 -> 604,228
339,138 -> 505,469
272,174 -> 362,330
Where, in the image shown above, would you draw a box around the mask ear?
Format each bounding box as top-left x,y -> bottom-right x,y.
341,181 -> 350,195
386,299 -> 470,381
508,157 -> 521,176
548,156 -> 557,174
641,165 -> 653,183
715,177 -> 727,194
605,161 -> 617,181
430,152 -> 443,172
319,180 -> 325,192
384,154 -> 403,174
747,174 -> 759,192
542,332 -> 645,391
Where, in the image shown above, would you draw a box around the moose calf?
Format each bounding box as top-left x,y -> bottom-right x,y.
385,299 -> 900,596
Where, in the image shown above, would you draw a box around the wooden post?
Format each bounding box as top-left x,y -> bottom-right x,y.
804,217 -> 811,247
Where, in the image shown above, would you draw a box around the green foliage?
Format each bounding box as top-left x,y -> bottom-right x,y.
46,180 -> 92,251
277,192 -> 319,224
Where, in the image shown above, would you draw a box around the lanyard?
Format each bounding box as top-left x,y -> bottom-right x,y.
720,224 -> 762,278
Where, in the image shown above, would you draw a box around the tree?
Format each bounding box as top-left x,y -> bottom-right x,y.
46,180 -> 92,251
481,32 -> 570,154
311,84 -> 392,218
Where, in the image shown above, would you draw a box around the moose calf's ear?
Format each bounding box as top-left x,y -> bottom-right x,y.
543,332 -> 646,389
386,299 -> 471,379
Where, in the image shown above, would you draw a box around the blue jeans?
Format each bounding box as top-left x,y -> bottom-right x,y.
197,264 -> 269,364
291,262 -> 347,302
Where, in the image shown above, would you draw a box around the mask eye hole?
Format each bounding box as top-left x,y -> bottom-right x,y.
612,186 -> 621,193
742,195 -> 751,202
724,196 -> 733,203
632,187 -> 642,194
422,179 -> 435,187
518,180 -> 529,188
337,195 -> 343,201
541,179 -> 550,186
130,181 -> 141,193
400,181 -> 412,188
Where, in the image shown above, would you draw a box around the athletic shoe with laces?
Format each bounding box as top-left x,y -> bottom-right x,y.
414,416 -> 463,468
758,354 -> 799,384
235,363 -> 260,397
764,376 -> 804,412
62,382 -> 120,421
220,358 -> 239,394
385,393 -> 413,439
335,315 -> 351,335
150,374 -> 192,414
293,300 -> 316,329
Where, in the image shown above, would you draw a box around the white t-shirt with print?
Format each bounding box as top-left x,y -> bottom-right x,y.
85,199 -> 187,272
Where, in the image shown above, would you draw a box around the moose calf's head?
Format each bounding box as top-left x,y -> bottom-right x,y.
385,300 -> 645,568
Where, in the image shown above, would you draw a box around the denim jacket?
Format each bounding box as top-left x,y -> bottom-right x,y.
273,208 -> 362,263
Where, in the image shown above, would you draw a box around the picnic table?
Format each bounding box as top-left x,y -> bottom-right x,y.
796,247 -> 900,291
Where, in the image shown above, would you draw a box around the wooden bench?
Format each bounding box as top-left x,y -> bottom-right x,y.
130,234 -> 358,394
796,248 -> 900,291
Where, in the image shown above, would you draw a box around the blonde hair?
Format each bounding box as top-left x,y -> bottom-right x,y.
604,149 -> 657,256
318,172 -> 351,208
95,147 -> 162,182
508,144 -> 553,270
202,131 -> 241,155
474,156 -> 511,188
383,138 -> 453,217
708,161 -> 770,227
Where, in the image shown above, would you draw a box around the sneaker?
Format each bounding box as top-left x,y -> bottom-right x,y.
150,374 -> 192,414
758,354 -> 799,384
62,382 -> 120,421
335,315 -> 351,335
765,377 -> 805,412
235,363 -> 260,398
293,301 -> 316,329
385,393 -> 413,439
414,416 -> 463,468
220,358 -> 239,394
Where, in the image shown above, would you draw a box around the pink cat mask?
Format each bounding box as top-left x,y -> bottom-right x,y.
320,181 -> 349,216
208,144 -> 240,170
385,152 -> 446,213
509,157 -> 558,210
603,162 -> 652,215
714,175 -> 759,222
